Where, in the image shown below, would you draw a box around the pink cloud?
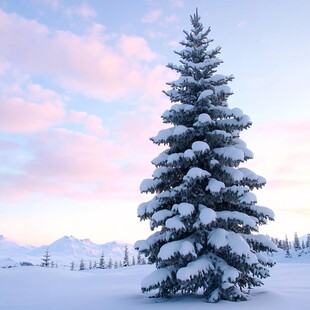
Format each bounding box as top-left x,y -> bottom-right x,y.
243,120 -> 310,191
169,0 -> 184,8
0,126 -> 147,201
65,4 -> 97,19
141,9 -> 163,23
68,110 -> 109,137
119,35 -> 157,62
0,97 -> 65,133
0,9 -> 168,102
25,128 -> 125,180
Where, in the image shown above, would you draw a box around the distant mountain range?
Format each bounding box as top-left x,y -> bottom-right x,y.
1,234 -> 309,268
0,235 -> 138,267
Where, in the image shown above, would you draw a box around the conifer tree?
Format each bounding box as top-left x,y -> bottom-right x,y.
123,245 -> 130,267
301,240 -> 305,249
285,234 -> 291,257
306,234 -> 310,248
70,261 -> 75,271
41,249 -> 51,267
107,258 -> 113,269
79,259 -> 85,271
293,232 -> 301,250
135,9 -> 276,302
137,252 -> 142,265
99,252 -> 106,269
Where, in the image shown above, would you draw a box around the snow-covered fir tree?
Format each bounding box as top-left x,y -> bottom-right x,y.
137,252 -> 142,265
99,252 -> 105,269
306,234 -> 310,248
293,232 -> 301,250
41,249 -> 51,267
135,9 -> 276,302
79,259 -> 85,271
285,234 -> 291,257
123,245 -> 130,267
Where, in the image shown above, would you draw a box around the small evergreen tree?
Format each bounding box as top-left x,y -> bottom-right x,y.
107,258 -> 113,269
99,252 -> 106,269
93,261 -> 98,269
70,261 -> 75,271
41,249 -> 51,267
306,234 -> 310,248
293,232 -> 301,250
89,261 -> 92,270
132,255 -> 136,266
114,261 -> 119,269
135,9 -> 276,302
137,252 -> 142,265
123,245 -> 130,267
140,257 -> 146,265
79,259 -> 85,271
285,235 -> 291,257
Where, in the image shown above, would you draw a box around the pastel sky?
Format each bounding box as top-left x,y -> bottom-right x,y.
0,0 -> 309,246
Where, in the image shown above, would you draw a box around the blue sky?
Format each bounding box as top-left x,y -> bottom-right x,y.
0,0 -> 309,245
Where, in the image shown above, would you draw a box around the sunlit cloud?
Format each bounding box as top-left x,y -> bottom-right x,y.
65,4 -> 97,19
141,9 -> 163,24
0,9 -> 169,102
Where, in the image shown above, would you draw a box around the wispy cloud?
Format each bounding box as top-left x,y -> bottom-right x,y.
65,4 -> 97,19
0,10 -> 169,102
141,9 -> 163,23
0,9 -> 176,202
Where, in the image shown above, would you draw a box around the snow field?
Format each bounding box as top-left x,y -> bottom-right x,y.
1,262 -> 310,309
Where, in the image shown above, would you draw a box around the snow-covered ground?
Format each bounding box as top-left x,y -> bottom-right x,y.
0,261 -> 309,310
1,234 -> 309,309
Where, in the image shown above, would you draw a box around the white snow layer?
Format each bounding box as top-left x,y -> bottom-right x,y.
139,178 -> 159,193
199,205 -> 217,226
197,113 -> 212,124
208,229 -> 257,263
170,103 -> 194,112
213,146 -> 244,162
184,167 -> 211,181
151,150 -> 169,165
217,211 -> 257,229
173,125 -> 190,136
141,267 -> 172,289
172,202 -> 195,217
152,128 -> 173,143
1,262 -> 310,309
222,166 -> 243,182
158,240 -> 196,261
192,141 -> 210,152
167,152 -> 183,164
198,89 -> 213,100
239,167 -> 266,184
177,255 -> 214,281
215,85 -> 231,95
165,216 -> 186,231
152,210 -> 173,223
206,178 -> 225,193
184,149 -> 195,159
